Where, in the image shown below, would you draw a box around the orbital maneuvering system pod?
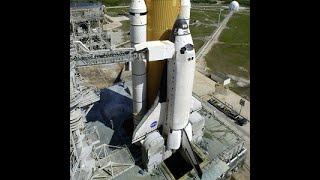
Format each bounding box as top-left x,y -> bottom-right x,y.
130,0 -> 202,178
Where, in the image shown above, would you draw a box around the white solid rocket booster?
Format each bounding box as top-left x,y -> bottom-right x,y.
130,0 -> 147,127
166,0 -> 195,150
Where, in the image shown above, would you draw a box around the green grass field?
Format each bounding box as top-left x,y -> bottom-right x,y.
119,20 -> 130,32
190,25 -> 216,40
205,43 -> 250,78
204,12 -> 250,100
190,9 -> 229,25
219,13 -> 250,43
112,20 -> 130,42
193,39 -> 205,52
230,85 -> 250,100
190,8 -> 230,51
105,7 -> 129,16
71,0 -> 130,6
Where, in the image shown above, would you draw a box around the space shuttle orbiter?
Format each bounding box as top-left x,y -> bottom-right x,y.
130,0 -> 202,178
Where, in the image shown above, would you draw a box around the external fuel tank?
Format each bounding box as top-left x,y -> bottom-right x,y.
146,0 -> 180,108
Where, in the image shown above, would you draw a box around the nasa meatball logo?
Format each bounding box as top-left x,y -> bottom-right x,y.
150,121 -> 157,128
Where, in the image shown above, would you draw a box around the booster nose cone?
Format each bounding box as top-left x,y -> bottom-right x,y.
130,0 -> 147,38
178,0 -> 191,22
130,0 -> 147,13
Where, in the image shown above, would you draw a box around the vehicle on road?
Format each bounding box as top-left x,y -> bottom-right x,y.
208,98 -> 248,126
235,115 -> 247,126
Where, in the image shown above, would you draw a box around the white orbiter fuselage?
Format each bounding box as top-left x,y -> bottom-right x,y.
131,0 -> 196,150
165,0 -> 195,150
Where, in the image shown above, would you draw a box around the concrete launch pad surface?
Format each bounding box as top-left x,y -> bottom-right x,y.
193,71 -> 250,121
193,70 -> 250,179
78,64 -> 125,89
83,83 -> 248,180
77,62 -> 250,180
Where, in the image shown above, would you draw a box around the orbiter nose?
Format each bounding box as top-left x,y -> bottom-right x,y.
178,0 -> 191,24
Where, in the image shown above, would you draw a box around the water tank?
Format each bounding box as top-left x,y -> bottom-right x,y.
229,1 -> 240,12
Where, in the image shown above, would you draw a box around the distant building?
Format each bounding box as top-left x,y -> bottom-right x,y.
211,72 -> 230,96
211,72 -> 231,86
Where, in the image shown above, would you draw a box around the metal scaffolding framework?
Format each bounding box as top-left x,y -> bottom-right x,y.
70,3 -> 137,180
